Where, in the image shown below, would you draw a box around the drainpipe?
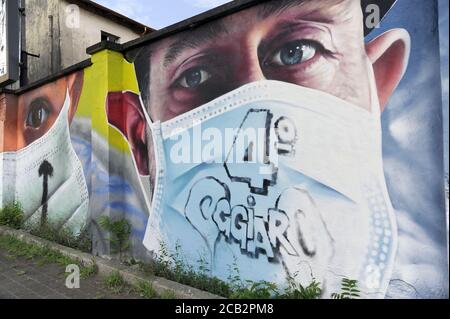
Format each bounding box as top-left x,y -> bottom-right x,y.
19,0 -> 26,87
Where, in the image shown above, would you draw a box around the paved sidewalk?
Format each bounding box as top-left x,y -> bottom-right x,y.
0,248 -> 142,299
0,226 -> 221,299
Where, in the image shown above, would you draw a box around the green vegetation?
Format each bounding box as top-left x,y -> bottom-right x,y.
225,260 -> 323,299
229,281 -> 279,299
136,280 -> 158,299
282,274 -> 322,299
98,216 -> 131,261
0,202 -> 24,229
136,242 -> 326,299
81,263 -> 99,279
27,223 -> 92,253
103,271 -> 126,293
0,203 -> 361,300
0,201 -> 92,252
331,278 -> 361,299
138,242 -> 232,298
0,234 -> 97,278
103,272 -> 161,298
160,290 -> 177,299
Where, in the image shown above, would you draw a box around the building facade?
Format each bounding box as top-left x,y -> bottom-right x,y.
2,0 -> 152,88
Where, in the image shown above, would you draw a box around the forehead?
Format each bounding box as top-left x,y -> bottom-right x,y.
256,0 -> 356,21
151,0 -> 359,55
18,78 -> 67,107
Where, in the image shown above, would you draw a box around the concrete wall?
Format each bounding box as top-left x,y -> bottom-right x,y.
23,0 -> 59,84
23,0 -> 142,84
58,0 -> 142,70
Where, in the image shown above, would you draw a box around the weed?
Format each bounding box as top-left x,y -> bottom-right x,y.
225,258 -> 277,299
197,251 -> 211,276
230,281 -> 279,299
103,271 -> 126,293
36,259 -> 46,267
136,281 -> 158,299
138,244 -> 339,299
141,242 -> 232,298
95,292 -> 105,299
0,235 -> 96,279
282,275 -> 322,299
98,216 -> 131,261
26,223 -> 92,253
80,262 -> 98,279
160,290 -> 176,299
157,241 -> 173,275
16,270 -> 27,276
331,278 -> 361,299
0,202 -> 24,229
227,257 -> 242,290
172,242 -> 188,283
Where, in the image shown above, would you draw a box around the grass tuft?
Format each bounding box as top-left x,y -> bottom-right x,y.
26,223 -> 92,253
160,290 -> 176,299
135,281 -> 158,299
0,234 -> 97,279
103,271 -> 126,294
0,203 -> 24,229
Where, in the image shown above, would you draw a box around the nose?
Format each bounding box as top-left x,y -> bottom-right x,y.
234,36 -> 266,86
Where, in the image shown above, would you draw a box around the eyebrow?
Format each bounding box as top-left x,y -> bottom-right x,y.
259,0 -> 349,20
163,0 -> 349,67
258,0 -> 307,19
164,21 -> 228,67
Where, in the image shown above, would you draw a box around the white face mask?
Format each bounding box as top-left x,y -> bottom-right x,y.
0,90 -> 89,235
142,80 -> 397,299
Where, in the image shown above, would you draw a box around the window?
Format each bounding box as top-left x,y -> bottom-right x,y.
101,31 -> 120,43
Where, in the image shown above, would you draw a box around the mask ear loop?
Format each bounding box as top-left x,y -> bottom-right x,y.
63,88 -> 72,119
366,58 -> 382,118
361,59 -> 399,298
138,94 -> 155,126
136,93 -> 166,248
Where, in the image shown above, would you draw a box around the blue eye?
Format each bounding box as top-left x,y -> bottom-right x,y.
178,67 -> 211,88
270,40 -> 317,66
26,98 -> 50,129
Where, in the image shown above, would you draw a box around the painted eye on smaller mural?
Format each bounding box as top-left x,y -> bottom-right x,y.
26,97 -> 51,129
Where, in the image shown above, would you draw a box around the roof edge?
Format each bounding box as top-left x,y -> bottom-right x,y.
0,59 -> 93,95
66,0 -> 155,35
122,0 -> 265,53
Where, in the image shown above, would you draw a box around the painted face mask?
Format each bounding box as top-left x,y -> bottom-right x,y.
142,80 -> 397,299
0,90 -> 89,235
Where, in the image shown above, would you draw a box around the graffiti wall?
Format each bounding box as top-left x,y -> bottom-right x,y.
0,0 -> 448,299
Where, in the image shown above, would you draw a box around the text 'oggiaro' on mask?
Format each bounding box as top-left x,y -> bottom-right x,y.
141,80 -> 397,299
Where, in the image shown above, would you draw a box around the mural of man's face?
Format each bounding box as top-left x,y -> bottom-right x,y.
1,71 -> 83,153
143,0 -> 409,122
110,0 -> 410,177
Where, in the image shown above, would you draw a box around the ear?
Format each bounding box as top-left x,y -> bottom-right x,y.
365,29 -> 411,112
66,71 -> 84,122
107,91 -> 149,176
